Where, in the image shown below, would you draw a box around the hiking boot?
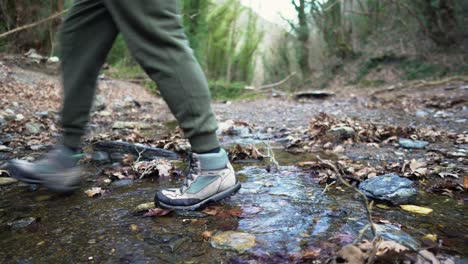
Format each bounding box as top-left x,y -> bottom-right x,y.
155,149 -> 241,210
7,144 -> 83,193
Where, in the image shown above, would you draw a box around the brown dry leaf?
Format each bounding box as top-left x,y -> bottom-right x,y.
202,231 -> 212,241
143,208 -> 172,217
202,206 -> 220,216
134,159 -> 174,179
229,144 -> 264,161
84,187 -> 107,198
409,159 -> 427,172
302,248 -> 321,259
122,154 -> 135,165
464,176 -> 468,189
375,240 -> 409,256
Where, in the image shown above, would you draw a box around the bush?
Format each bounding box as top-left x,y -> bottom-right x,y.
208,81 -> 247,100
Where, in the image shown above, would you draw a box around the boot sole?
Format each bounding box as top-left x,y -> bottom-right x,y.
7,161 -> 81,193
156,182 -> 242,211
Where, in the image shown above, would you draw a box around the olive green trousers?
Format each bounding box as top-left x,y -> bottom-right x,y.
60,0 -> 219,153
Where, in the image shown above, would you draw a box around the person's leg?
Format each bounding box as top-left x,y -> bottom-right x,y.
103,0 -> 219,153
103,0 -> 240,209
7,0 -> 118,192
61,0 -> 119,148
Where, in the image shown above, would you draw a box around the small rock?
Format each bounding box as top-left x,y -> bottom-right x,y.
0,177 -> 17,186
374,224 -> 420,250
110,179 -> 133,187
48,56 -> 60,63
3,109 -> 16,121
210,231 -> 256,253
328,126 -> 355,139
134,202 -> 156,212
8,217 -> 37,229
359,173 -> 417,205
227,126 -> 251,137
415,110 -> 429,118
34,111 -> 49,118
110,152 -> 123,162
294,90 -> 335,99
15,114 -> 25,121
112,121 -> 152,130
92,95 -> 107,112
333,145 -> 345,153
0,145 -> 12,152
25,122 -> 43,135
92,151 -> 110,162
398,138 -> 429,149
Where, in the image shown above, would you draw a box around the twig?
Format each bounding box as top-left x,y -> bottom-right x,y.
322,181 -> 336,194
0,9 -> 69,39
249,72 -> 297,90
316,155 -> 376,238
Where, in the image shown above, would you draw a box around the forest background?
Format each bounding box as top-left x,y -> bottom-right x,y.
0,0 -> 467,99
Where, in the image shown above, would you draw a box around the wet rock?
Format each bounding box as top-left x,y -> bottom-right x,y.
398,138 -> 429,149
25,122 -> 43,135
110,152 -> 124,162
0,145 -> 12,152
0,177 -> 17,186
110,179 -> 133,187
34,111 -> 50,118
210,231 -> 256,253
7,217 -> 37,229
92,95 -> 106,112
359,173 -> 417,204
374,224 -> 420,250
328,126 -> 355,139
15,114 -> 25,121
415,110 -> 429,118
112,121 -> 152,130
164,237 -> 192,253
173,210 -> 208,218
134,202 -> 156,212
92,151 -> 110,163
229,126 -> 251,137
3,109 -> 16,121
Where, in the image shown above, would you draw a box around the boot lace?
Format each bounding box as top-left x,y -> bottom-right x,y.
180,153 -> 200,192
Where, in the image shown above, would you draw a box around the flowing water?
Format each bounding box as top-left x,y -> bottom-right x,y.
0,145 -> 466,263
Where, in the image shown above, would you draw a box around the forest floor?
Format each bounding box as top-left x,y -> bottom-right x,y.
0,56 -> 467,263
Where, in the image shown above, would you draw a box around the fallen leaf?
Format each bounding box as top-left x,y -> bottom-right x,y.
203,206 -> 220,216
409,159 -> 427,172
464,176 -> 468,189
202,231 -> 212,241
422,234 -> 438,242
400,205 -> 433,215
143,208 -> 172,217
302,248 -> 321,259
130,224 -> 139,232
84,187 -> 107,198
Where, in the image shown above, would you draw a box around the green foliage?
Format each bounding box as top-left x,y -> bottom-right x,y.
181,0 -> 210,63
208,81 -> 246,100
400,60 -> 449,80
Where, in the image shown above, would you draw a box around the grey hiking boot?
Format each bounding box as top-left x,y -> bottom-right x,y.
7,144 -> 83,193
155,149 -> 241,210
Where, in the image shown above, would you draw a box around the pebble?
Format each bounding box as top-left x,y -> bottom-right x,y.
92,151 -> 110,162
398,138 -> 429,149
0,145 -> 12,152
210,231 -> 256,253
374,224 -> 420,250
15,114 -> 25,121
25,122 -> 43,134
134,202 -> 156,212
7,217 -> 37,229
359,173 -> 417,205
328,126 -> 355,139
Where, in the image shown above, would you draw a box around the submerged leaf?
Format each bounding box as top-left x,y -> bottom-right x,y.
400,205 -> 433,215
143,208 -> 172,217
84,187 -> 107,198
